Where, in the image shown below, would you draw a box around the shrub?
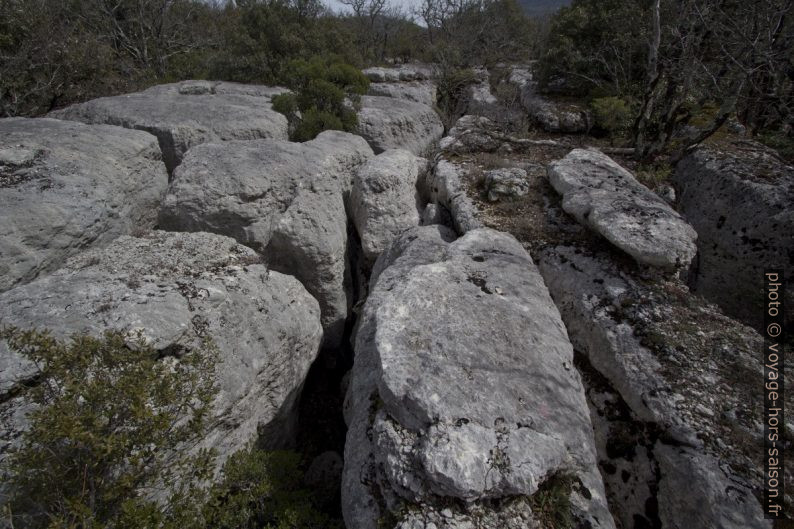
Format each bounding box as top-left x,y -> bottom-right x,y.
591,96 -> 633,142
529,473 -> 575,529
203,448 -> 342,529
274,55 -> 369,141
435,67 -> 479,129
0,327 -> 218,529
758,130 -> 794,163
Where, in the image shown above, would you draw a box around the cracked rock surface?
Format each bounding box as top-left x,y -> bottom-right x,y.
0,231 -> 323,474
0,117 -> 168,293
673,141 -> 794,332
537,245 -> 778,529
49,80 -> 289,172
159,131 -> 373,348
342,225 -> 615,529
368,81 -> 437,107
351,149 -> 426,267
356,95 -> 444,156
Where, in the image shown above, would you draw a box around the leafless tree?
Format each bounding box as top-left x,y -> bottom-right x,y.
634,0 -> 793,160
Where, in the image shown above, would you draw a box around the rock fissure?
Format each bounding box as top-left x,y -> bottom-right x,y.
0,68 -> 787,529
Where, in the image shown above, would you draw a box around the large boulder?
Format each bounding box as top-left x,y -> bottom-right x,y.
673,142 -> 794,332
350,149 -> 426,267
0,117 -> 167,293
158,131 -> 373,348
537,245 -> 774,529
0,231 -> 323,473
342,226 -> 615,529
356,95 -> 444,156
548,149 -> 698,269
368,81 -> 437,107
49,81 -> 289,173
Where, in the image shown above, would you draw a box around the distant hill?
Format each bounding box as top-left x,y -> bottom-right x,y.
518,0 -> 570,16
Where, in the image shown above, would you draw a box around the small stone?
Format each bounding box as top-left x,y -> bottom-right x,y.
484,168 -> 530,202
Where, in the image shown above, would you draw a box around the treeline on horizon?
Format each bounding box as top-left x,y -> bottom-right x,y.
1,0 -> 792,160
0,0 -> 540,117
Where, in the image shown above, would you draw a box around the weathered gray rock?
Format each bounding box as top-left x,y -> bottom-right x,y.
0,231 -> 323,474
0,117 -> 168,293
368,81 -> 437,107
438,115 -> 505,154
356,95 -> 444,156
537,245 -> 773,529
655,444 -> 769,529
673,142 -> 794,332
484,167 -> 529,202
343,226 -> 615,529
465,79 -> 499,116
464,71 -> 526,129
419,202 -> 452,228
362,64 -> 436,83
159,131 -> 373,348
520,83 -> 589,133
424,159 -> 483,234
507,65 -> 533,88
50,81 -> 289,172
351,149 -> 426,266
548,149 -> 698,269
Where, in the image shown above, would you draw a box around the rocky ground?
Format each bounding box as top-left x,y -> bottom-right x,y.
0,63 -> 791,528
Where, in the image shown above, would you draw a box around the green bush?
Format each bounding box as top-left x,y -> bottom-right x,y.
537,0 -> 649,97
274,56 -> 369,141
204,448 -> 342,529
591,96 -> 634,141
0,327 -> 344,529
0,327 -> 218,529
757,130 -> 794,163
435,67 -> 479,128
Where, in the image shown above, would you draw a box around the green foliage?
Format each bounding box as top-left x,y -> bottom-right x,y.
0,327 -> 219,529
435,67 -> 479,128
591,96 -> 634,141
537,0 -> 648,96
207,0 -> 360,86
203,448 -> 342,529
757,131 -> 794,164
274,56 -> 369,141
529,473 -> 575,529
635,162 -> 672,188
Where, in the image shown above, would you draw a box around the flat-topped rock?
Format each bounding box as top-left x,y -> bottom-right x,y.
367,80 -> 437,107
0,231 -> 323,473
674,141 -> 794,332
356,95 -> 443,156
350,149 -> 425,267
159,131 -> 373,348
49,81 -> 289,172
342,226 -> 615,529
0,117 -> 167,293
548,149 -> 697,269
362,64 -> 436,82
